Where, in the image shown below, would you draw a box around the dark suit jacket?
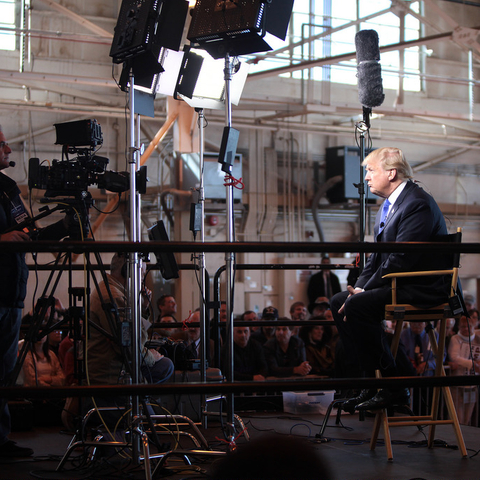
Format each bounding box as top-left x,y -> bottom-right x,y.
307,271 -> 342,304
355,180 -> 450,307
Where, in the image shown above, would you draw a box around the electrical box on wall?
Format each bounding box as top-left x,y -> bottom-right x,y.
325,146 -> 376,204
181,152 -> 243,202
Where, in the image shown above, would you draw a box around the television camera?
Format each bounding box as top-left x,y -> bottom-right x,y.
28,119 -> 131,200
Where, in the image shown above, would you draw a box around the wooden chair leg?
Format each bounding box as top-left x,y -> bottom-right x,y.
442,385 -> 468,458
382,411 -> 393,461
370,411 -> 382,451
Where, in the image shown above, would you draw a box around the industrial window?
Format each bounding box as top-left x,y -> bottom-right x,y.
249,0 -> 422,93
0,0 -> 16,51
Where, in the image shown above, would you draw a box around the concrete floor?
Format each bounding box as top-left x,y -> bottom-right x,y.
1,401 -> 479,480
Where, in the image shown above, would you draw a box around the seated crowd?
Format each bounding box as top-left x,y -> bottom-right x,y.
16,255 -> 480,432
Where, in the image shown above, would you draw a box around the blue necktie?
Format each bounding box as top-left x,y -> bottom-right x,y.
379,199 -> 390,233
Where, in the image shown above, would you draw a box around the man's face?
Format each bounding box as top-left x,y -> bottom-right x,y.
410,322 -> 426,335
312,304 -> 328,317
291,305 -> 307,321
458,316 -> 475,336
243,312 -> 258,322
364,157 -> 395,198
220,303 -> 227,322
0,132 -> 12,171
161,296 -> 177,315
321,257 -> 331,272
275,326 -> 292,346
159,315 -> 177,335
233,326 -> 250,348
324,309 -> 333,321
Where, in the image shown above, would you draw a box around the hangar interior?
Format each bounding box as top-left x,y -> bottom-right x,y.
1,0 -> 480,476
2,0 -> 479,319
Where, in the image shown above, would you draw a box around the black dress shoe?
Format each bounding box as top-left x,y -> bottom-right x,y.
342,389 -> 376,413
0,440 -> 33,457
356,388 -> 411,411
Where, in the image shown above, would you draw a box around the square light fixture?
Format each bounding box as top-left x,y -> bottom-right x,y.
187,0 -> 294,58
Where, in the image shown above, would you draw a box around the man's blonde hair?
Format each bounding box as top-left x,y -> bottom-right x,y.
362,147 -> 413,181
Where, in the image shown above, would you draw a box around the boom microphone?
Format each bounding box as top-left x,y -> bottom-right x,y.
355,29 -> 385,108
8,161 -> 15,167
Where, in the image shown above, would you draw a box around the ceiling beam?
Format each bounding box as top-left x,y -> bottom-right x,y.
35,0 -> 113,38
247,31 -> 461,81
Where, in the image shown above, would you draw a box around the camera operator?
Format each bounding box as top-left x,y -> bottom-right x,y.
87,252 -> 174,386
0,125 -> 75,458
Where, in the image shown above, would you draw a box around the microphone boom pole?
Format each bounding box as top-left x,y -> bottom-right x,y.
354,29 -> 385,272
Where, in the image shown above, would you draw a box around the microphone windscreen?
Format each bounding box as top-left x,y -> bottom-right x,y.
8,161 -> 15,167
355,29 -> 385,108
355,30 -> 381,63
357,62 -> 385,108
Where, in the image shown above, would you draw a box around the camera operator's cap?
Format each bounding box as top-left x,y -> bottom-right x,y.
308,296 -> 330,314
262,306 -> 279,320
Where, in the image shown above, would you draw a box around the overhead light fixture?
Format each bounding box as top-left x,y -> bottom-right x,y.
187,0 -> 294,59
111,0 -> 189,93
156,47 -> 249,110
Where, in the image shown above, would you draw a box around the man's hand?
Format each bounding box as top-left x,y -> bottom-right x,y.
0,230 -> 30,242
253,374 -> 266,381
416,361 -> 427,375
141,287 -> 152,316
148,349 -> 164,362
338,285 -> 363,318
474,360 -> 480,374
293,361 -> 312,376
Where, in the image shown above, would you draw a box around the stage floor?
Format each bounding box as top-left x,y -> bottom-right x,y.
2,407 -> 479,480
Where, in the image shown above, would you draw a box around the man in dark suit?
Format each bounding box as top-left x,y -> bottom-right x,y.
331,147 -> 450,411
307,255 -> 341,303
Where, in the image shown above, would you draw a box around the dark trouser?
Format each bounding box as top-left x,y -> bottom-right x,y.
0,307 -> 22,444
331,288 -> 399,378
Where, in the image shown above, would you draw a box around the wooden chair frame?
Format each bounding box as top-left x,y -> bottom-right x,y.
370,228 -> 467,461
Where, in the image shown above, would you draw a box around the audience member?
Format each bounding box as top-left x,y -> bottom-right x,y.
241,310 -> 259,332
299,322 -> 335,377
221,326 -> 268,381
290,301 -> 307,321
210,300 -> 228,350
156,294 -> 177,322
448,315 -> 480,425
220,301 -> 227,323
400,322 -> 440,376
263,323 -> 311,377
22,335 -> 65,426
464,294 -> 476,313
290,301 -> 307,336
307,255 -> 341,304
438,317 -> 457,362
250,306 -> 278,345
23,335 -> 65,387
156,315 -> 181,337
48,329 -> 63,358
182,310 -> 214,363
469,308 -> 480,330
308,296 -> 330,318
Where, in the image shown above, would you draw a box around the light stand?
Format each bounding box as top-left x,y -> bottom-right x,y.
222,54 -> 236,444
127,71 -> 144,463
186,0 -> 294,449
196,108 -> 209,422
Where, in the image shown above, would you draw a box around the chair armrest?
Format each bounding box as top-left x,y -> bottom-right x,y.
382,269 -> 454,279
